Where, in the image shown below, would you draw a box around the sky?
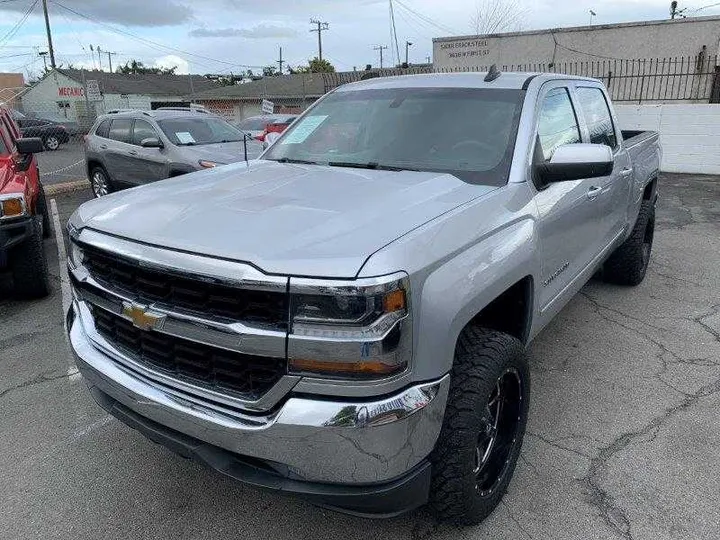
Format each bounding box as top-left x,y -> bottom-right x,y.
0,0 -> 719,80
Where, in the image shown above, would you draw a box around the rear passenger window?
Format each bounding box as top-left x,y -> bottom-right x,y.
537,88 -> 581,161
95,119 -> 111,138
576,87 -> 617,149
108,118 -> 132,143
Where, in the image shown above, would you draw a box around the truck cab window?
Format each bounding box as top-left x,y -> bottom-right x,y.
576,87 -> 617,149
537,88 -> 580,161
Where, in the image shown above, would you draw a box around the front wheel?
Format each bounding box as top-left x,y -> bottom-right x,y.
429,326 -> 530,525
90,166 -> 112,198
43,135 -> 60,151
35,184 -> 52,239
10,217 -> 50,299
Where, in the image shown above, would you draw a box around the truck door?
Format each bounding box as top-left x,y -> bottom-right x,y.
573,85 -> 631,248
532,85 -> 606,314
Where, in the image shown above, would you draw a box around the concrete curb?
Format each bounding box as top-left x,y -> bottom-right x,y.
45,179 -> 90,196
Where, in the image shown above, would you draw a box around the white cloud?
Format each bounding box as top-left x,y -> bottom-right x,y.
155,54 -> 189,74
189,24 -> 298,39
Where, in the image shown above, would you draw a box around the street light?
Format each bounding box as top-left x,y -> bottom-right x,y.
405,41 -> 413,66
589,9 -> 597,24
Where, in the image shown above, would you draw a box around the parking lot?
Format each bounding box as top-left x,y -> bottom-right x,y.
35,139 -> 86,186
1,174 -> 719,540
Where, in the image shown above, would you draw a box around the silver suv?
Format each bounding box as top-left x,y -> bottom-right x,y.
84,108 -> 262,197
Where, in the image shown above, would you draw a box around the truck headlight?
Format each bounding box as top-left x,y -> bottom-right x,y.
0,194 -> 27,219
288,273 -> 411,378
67,224 -> 84,268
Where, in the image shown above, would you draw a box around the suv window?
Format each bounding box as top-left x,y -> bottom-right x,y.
95,119 -> 111,138
537,88 -> 581,161
0,121 -> 9,154
108,118 -> 132,143
576,87 -> 617,149
131,119 -> 159,145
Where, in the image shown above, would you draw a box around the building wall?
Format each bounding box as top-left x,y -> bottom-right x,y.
20,71 -> 186,127
615,104 -> 720,174
433,17 -> 720,69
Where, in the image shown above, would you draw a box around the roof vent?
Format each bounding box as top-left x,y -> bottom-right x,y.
484,64 -> 501,82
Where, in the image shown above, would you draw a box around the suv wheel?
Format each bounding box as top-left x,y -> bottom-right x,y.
11,217 -> 50,299
90,166 -> 112,198
44,135 -> 60,151
429,326 -> 530,525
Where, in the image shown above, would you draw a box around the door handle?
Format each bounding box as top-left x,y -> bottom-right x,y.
99,144 -> 107,149
587,186 -> 602,199
127,150 -> 138,156
620,168 -> 633,177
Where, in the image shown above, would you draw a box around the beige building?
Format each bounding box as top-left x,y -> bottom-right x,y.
433,16 -> 720,69
0,73 -> 24,109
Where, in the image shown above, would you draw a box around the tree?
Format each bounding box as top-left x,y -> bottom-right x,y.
262,66 -> 278,77
289,58 -> 335,74
116,59 -> 177,75
471,0 -> 525,35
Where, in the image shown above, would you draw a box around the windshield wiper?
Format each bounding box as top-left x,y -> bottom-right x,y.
327,161 -> 418,172
272,157 -> 318,165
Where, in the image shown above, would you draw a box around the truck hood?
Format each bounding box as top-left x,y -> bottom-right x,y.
72,160 -> 495,277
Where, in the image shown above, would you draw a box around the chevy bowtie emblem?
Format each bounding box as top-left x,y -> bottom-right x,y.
121,302 -> 166,331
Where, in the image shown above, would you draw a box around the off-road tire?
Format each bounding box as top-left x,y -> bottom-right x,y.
604,199 -> 655,286
10,217 -> 50,299
35,184 -> 52,239
429,326 -> 530,525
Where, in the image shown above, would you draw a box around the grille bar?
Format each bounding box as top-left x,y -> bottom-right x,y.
92,306 -> 286,400
81,245 -> 288,329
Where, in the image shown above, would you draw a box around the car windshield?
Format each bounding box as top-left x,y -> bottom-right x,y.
263,87 -> 523,185
237,117 -> 270,131
157,116 -> 247,146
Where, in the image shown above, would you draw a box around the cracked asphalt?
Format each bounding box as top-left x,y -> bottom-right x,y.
1,174 -> 719,540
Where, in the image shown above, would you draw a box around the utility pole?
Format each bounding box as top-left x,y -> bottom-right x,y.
670,1 -> 686,18
38,51 -> 48,71
41,0 -> 56,69
277,46 -> 284,74
373,45 -> 388,68
97,45 -> 103,71
405,41 -> 413,65
310,19 -> 329,61
106,51 -> 118,72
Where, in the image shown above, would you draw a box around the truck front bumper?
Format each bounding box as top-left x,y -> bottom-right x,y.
67,301 -> 450,516
0,216 -> 32,250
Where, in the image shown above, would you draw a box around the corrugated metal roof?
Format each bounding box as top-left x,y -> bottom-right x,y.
57,69 -> 220,96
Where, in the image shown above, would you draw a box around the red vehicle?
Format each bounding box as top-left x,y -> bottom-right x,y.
0,107 -> 49,298
237,114 -> 298,142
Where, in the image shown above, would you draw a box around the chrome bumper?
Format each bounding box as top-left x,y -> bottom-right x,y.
69,300 -> 449,484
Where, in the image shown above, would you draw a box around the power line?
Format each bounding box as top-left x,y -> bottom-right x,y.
0,0 -> 39,50
50,0 -> 268,70
394,0 -> 456,35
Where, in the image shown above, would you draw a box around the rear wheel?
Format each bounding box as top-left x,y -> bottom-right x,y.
429,326 -> 530,525
10,217 -> 50,299
604,199 -> 655,286
43,135 -> 60,151
90,166 -> 112,198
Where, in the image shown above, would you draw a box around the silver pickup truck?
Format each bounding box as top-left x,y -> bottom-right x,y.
66,71 -> 660,525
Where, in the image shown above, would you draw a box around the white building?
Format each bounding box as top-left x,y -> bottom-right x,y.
20,69 -> 219,127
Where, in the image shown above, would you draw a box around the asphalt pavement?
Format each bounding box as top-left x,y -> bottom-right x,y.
1,175 -> 719,540
36,139 -> 86,186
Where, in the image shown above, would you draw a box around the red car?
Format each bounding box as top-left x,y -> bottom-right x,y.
236,114 -> 298,142
0,107 -> 49,298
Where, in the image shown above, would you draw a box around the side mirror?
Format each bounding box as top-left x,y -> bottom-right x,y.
140,137 -> 163,148
15,137 -> 45,155
536,143 -> 613,183
263,132 -> 281,149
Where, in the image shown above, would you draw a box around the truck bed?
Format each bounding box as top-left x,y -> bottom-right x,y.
622,130 -> 660,186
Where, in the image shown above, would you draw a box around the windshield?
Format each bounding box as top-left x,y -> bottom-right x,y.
263,87 -> 523,185
158,117 -> 247,146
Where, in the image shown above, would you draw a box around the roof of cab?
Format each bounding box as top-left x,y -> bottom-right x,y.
336,71 -> 601,91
